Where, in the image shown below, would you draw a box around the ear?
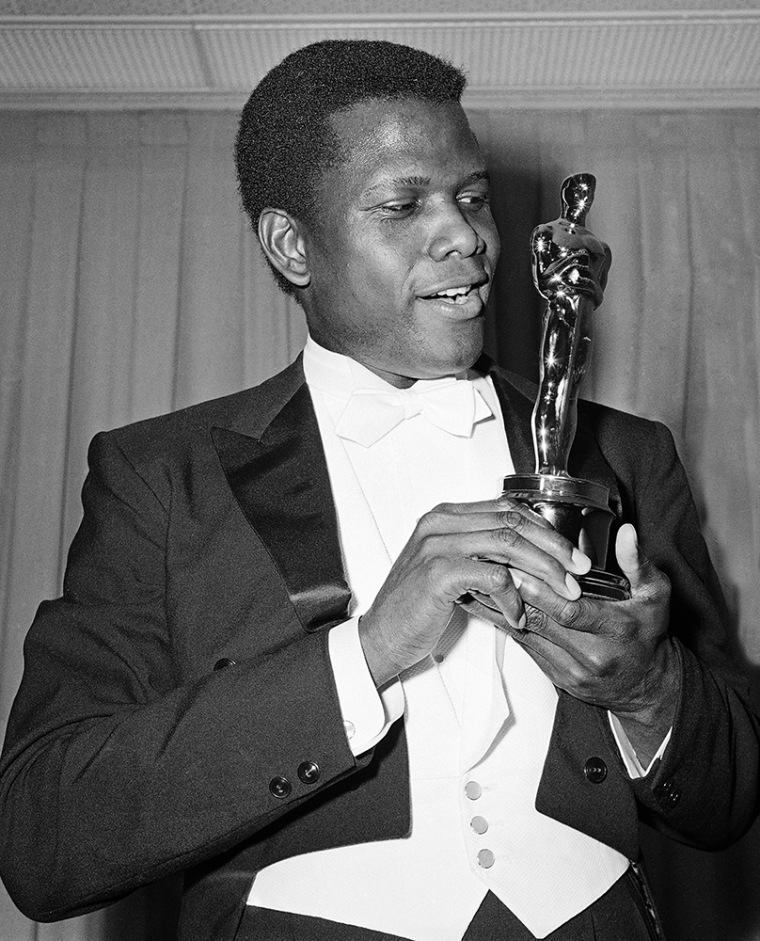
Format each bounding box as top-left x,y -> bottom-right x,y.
257,208 -> 310,288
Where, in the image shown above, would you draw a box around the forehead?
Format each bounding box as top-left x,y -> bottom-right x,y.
324,97 -> 485,196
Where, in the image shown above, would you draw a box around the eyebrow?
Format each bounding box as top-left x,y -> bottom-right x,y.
361,169 -> 490,199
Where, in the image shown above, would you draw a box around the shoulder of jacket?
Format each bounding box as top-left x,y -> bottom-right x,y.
91,358 -> 305,469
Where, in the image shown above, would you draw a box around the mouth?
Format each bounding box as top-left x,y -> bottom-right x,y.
420,280 -> 488,307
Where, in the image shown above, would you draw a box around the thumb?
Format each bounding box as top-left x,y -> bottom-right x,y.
615,524 -> 658,595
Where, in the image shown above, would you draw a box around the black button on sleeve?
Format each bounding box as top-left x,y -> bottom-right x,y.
583,757 -> 608,784
213,657 -> 237,671
297,760 -> 321,785
268,776 -> 292,799
659,780 -> 681,808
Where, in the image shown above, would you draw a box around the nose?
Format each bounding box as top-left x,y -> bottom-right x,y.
426,203 -> 485,262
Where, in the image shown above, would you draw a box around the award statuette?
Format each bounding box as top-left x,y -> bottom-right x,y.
502,173 -> 630,601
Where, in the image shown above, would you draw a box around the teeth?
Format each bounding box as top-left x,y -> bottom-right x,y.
435,285 -> 471,297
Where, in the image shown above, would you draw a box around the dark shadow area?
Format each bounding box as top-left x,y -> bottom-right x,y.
641,667 -> 760,941
642,811 -> 760,941
102,874 -> 182,941
483,139 -> 590,386
481,144 -> 544,382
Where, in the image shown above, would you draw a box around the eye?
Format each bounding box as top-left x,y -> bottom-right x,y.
458,190 -> 490,210
376,200 -> 418,218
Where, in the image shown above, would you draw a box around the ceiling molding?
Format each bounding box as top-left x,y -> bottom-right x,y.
1,9 -> 759,110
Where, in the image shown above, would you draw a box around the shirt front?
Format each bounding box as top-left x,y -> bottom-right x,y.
247,338 -> 629,939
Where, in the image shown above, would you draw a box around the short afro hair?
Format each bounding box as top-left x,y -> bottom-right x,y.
235,39 -> 467,295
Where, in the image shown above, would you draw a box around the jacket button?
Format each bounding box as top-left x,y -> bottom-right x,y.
213,657 -> 237,671
297,760 -> 320,785
583,757 -> 608,784
268,775 -> 292,799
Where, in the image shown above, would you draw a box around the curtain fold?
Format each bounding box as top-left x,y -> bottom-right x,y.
1,108 -> 758,941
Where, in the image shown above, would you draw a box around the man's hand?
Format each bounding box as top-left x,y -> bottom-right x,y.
358,497 -> 592,689
509,523 -> 679,766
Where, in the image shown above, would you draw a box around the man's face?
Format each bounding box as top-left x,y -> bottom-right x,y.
300,97 -> 501,387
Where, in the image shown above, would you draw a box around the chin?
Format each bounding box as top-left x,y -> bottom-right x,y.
444,336 -> 484,373
418,347 -> 483,379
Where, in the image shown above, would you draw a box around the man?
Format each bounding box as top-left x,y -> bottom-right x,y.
0,39 -> 757,941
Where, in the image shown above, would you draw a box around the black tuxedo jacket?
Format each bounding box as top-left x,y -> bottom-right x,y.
1,357 -> 758,941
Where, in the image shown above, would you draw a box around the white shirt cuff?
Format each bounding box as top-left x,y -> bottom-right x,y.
608,711 -> 672,779
328,617 -> 405,757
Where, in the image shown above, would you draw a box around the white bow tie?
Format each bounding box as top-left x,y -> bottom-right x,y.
334,379 -> 492,448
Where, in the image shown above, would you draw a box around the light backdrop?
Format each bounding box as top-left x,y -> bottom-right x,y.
1,107 -> 759,941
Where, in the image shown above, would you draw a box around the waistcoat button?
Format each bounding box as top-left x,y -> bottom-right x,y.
477,849 -> 495,869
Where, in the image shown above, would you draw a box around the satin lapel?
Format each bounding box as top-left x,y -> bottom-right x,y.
486,363 -> 536,474
570,412 -> 622,519
211,383 -> 351,633
486,360 -> 622,517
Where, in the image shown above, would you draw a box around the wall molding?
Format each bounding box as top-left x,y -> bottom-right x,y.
1,9 -> 758,110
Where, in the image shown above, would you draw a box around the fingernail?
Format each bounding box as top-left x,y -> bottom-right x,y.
571,548 -> 592,573
564,573 -> 582,599
505,610 -> 527,632
510,570 -> 524,589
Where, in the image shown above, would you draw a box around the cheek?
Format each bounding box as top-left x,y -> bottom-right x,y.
348,246 -> 411,306
480,215 -> 501,265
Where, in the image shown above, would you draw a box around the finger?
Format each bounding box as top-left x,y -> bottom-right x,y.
447,526 -> 586,601
458,561 -> 526,630
431,496 -> 554,529
614,524 -> 662,596
493,498 -> 591,561
512,570 -> 601,633
488,568 -> 527,631
510,626 -> 578,683
433,500 -> 592,573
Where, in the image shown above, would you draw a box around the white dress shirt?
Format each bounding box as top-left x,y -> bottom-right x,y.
247,338 -> 634,939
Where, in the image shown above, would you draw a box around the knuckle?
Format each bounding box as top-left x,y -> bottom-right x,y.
487,566 -> 512,593
558,599 -> 587,628
497,508 -> 525,531
496,525 -> 521,550
654,569 -> 672,598
586,647 -> 613,679
415,531 -> 448,567
524,609 -> 545,633
566,662 -> 589,690
419,505 -> 452,533
432,501 -> 457,515
415,515 -> 435,538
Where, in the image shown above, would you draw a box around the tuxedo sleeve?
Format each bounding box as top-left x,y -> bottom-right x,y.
535,410 -> 759,858
606,417 -> 760,848
0,430 -> 366,921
